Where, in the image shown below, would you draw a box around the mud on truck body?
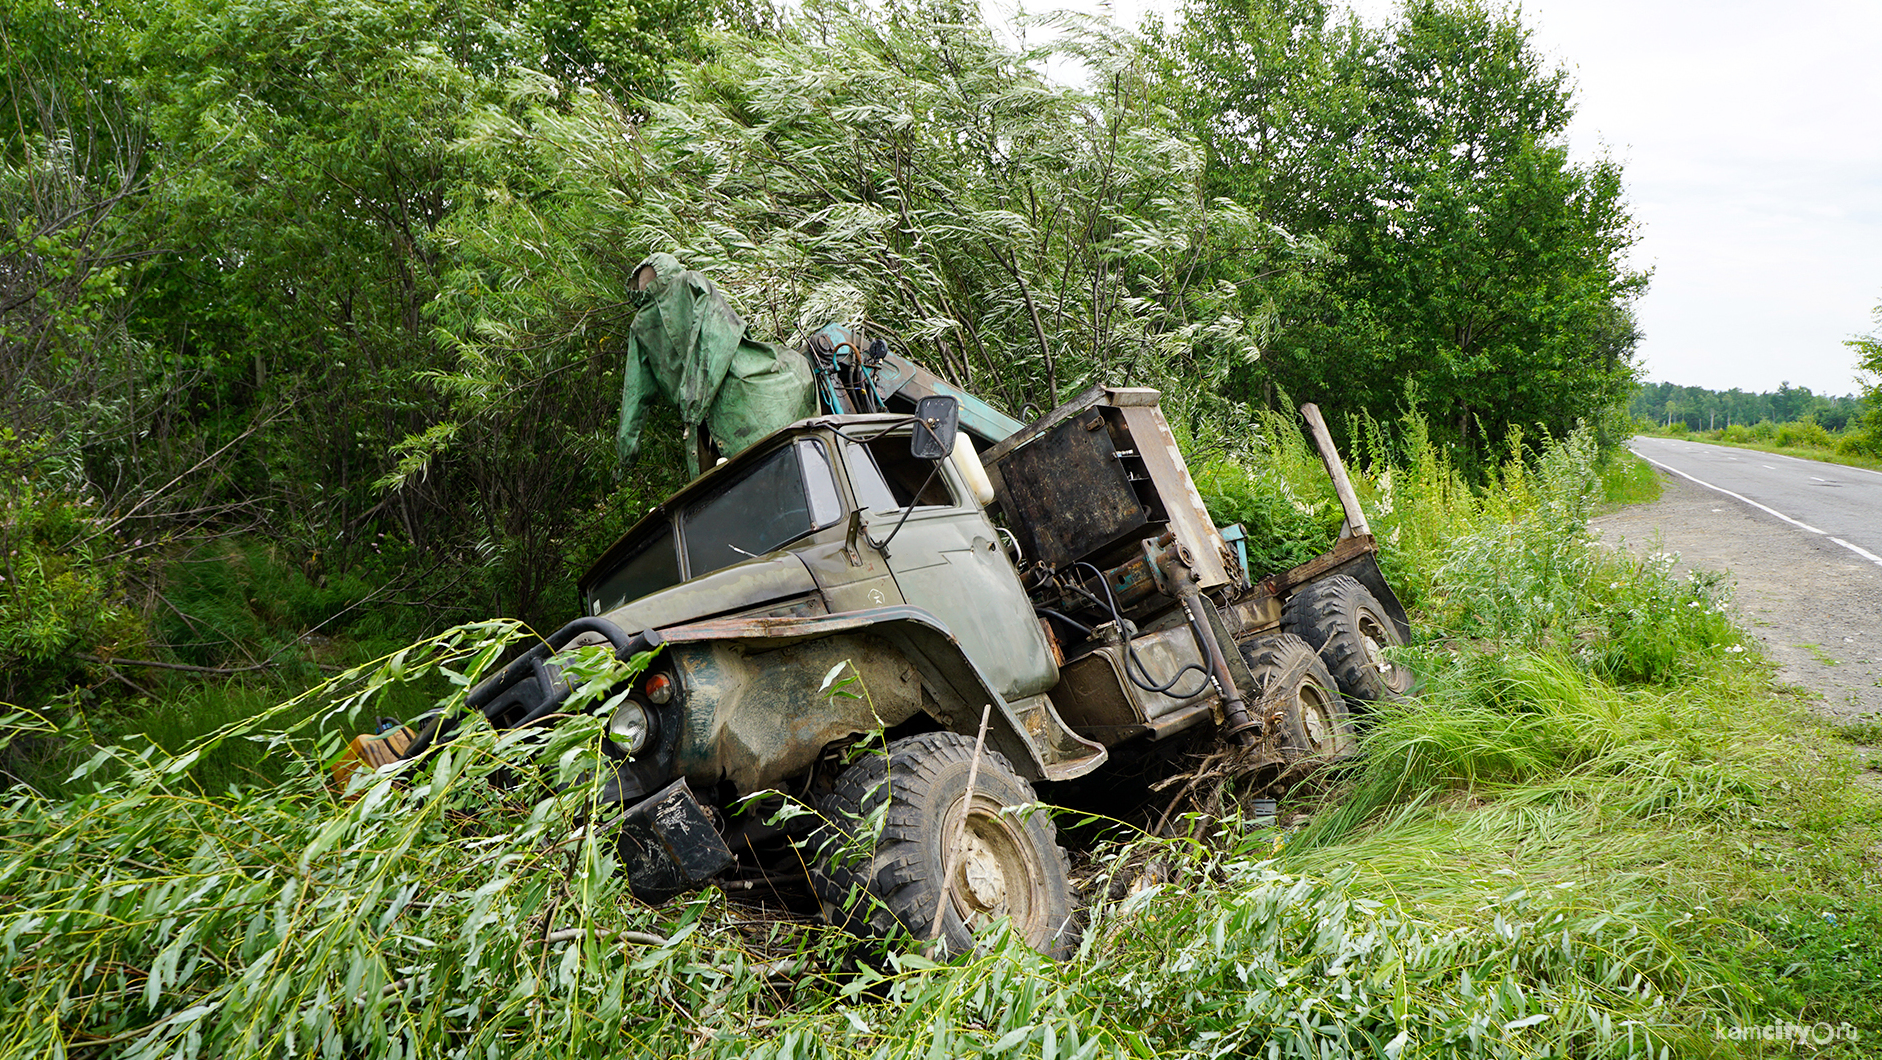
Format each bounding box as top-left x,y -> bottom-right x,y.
351,336 -> 1414,958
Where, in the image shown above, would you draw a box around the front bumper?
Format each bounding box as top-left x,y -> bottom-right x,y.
613,779 -> 735,903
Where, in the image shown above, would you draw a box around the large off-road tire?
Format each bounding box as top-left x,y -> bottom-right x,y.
1240,633 -> 1353,763
1283,574 -> 1414,704
808,731 -> 1077,958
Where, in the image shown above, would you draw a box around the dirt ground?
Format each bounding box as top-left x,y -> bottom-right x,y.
1591,472 -> 1882,725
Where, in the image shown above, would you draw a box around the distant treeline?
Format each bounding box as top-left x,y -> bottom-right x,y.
1629,381 -> 1869,432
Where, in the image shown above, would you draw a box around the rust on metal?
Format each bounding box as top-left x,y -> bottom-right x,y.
995,406 -> 1149,566
1261,533 -> 1378,599
330,725 -> 416,791
1259,534 -> 1412,645
1004,692 -> 1108,781
1113,403 -> 1234,591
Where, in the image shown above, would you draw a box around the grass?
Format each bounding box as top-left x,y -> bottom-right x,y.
19,634 -> 450,800
1803,644 -> 1841,667
1600,451 -> 1663,508
4,418 -> 1879,1058
1830,717 -> 1882,745
1276,656 -> 1882,1050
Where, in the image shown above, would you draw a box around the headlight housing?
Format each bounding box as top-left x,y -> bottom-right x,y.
608,699 -> 653,755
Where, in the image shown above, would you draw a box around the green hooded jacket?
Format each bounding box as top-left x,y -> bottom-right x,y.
616,254 -> 818,477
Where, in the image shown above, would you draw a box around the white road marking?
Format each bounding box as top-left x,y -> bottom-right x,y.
1832,538 -> 1882,568
1635,452 -> 1826,534
1810,476 -> 1828,482
1635,449 -> 1882,570
1637,435 -> 1882,480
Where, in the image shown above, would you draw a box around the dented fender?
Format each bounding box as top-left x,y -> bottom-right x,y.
648,606 -> 1060,791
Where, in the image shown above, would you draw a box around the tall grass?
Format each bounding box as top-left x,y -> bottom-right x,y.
1257,415 -> 1882,1052
0,674 -> 1721,1060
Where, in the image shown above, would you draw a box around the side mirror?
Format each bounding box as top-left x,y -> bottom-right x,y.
910,396 -> 959,460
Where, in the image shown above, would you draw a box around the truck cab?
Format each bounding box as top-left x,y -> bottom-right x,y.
581,415 -> 1058,708
569,412 -> 1107,807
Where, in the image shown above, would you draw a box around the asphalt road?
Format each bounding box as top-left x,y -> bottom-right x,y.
1628,436 -> 1882,570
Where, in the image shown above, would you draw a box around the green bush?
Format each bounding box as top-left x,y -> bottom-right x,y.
0,626 -> 1728,1059
8,400 -> 1879,1058
0,432 -> 141,705
1191,406 -> 1342,577
1774,417 -> 1833,449
1834,430 -> 1879,458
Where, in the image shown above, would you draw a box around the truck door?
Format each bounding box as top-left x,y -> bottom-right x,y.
844,438 -> 1059,701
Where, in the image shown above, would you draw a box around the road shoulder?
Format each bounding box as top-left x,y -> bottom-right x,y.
1592,472 -> 1882,724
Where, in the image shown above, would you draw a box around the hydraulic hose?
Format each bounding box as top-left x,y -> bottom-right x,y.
1072,561 -> 1212,699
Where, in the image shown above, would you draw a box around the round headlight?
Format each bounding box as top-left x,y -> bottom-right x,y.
608,700 -> 652,755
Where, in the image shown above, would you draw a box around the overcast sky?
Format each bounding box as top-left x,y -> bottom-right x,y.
985,0 -> 1882,397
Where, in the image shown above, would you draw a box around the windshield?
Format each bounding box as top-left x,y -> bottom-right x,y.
684,439 -> 842,578
588,521 -> 680,615
587,438 -> 846,615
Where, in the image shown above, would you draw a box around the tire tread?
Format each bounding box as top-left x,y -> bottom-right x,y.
808,731 -> 1075,956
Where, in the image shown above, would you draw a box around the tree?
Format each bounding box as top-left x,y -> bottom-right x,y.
117,0 -> 716,625
519,0 -> 719,95
1171,0 -> 1645,460
1851,299 -> 1882,442
5,0 -> 728,646
1,0 -> 146,460
430,0 -> 1264,438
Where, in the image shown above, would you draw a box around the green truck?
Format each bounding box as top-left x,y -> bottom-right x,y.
365,265 -> 1413,957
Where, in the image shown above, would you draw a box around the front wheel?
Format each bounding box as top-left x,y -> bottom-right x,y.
809,731 -> 1077,958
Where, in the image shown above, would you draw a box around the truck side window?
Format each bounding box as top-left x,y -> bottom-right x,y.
844,441 -> 901,513
845,437 -> 954,511
799,439 -> 844,527
684,441 -> 842,577
589,521 -> 680,614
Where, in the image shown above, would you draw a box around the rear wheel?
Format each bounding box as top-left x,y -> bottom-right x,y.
1283,574 -> 1413,704
1240,633 -> 1353,762
808,731 -> 1077,958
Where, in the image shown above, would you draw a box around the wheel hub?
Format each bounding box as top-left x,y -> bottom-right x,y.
1302,688 -> 1342,754
1301,698 -> 1329,744
958,829 -> 1008,909
1363,632 -> 1392,675
944,796 -> 1039,935
1358,609 -> 1407,691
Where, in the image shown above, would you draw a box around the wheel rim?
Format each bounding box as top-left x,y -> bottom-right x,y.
1356,607 -> 1412,694
1297,677 -> 1346,756
942,792 -> 1046,943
